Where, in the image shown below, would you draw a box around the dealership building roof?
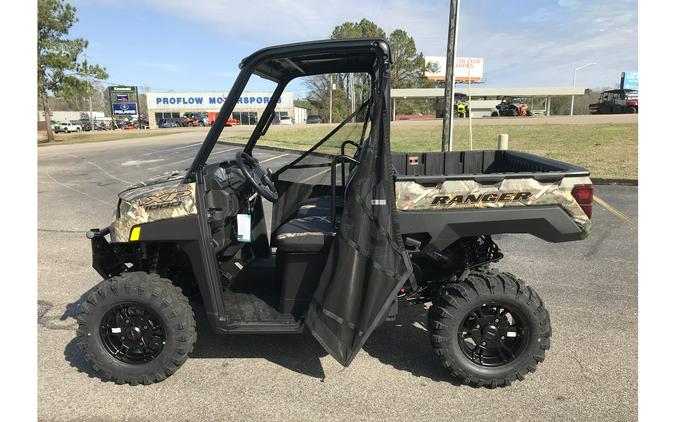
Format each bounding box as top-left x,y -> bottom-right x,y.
391,87 -> 585,98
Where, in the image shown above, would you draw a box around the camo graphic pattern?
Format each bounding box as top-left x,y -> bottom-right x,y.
110,179 -> 197,243
395,176 -> 592,233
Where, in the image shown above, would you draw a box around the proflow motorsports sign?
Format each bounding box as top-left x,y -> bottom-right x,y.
146,91 -> 294,111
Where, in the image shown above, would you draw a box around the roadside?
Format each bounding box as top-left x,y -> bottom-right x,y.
37,126 -> 199,146
38,116 -> 638,180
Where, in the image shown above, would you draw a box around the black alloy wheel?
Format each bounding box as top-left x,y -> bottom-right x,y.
99,302 -> 166,364
457,303 -> 529,367
77,272 -> 196,385
428,270 -> 551,387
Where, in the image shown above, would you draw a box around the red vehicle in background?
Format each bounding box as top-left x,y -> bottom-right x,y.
208,112 -> 240,126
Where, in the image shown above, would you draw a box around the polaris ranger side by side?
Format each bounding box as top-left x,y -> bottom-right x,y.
77,39 -> 593,387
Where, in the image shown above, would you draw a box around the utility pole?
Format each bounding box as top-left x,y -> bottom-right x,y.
441,0 -> 460,151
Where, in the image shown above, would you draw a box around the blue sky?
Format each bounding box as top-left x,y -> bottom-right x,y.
70,0 -> 638,96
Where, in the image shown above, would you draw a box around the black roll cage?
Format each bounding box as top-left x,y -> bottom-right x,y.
183,38 -> 391,183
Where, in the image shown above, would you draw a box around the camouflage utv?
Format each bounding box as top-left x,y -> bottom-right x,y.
77,39 -> 593,387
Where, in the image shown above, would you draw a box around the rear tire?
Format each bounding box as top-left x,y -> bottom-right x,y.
428,270 -> 551,388
627,107 -> 637,114
76,272 -> 196,385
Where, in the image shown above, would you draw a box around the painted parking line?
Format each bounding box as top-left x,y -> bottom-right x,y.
259,153 -> 290,164
298,164 -> 340,184
145,147 -> 240,170
594,195 -> 638,230
141,142 -> 202,156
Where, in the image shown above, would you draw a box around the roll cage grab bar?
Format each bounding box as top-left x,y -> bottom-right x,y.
331,155 -> 360,229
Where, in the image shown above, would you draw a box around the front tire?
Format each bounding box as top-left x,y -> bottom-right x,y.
428,270 -> 551,387
76,272 -> 196,385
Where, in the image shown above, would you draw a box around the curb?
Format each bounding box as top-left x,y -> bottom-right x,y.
590,178 -> 638,186
217,141 -> 639,186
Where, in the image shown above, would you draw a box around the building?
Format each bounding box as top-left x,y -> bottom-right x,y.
146,91 -> 296,128
391,87 -> 586,118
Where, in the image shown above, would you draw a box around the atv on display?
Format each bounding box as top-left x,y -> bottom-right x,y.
491,96 -> 533,117
77,39 -> 593,387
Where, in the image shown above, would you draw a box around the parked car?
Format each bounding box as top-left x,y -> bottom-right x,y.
306,115 -> 322,124
179,112 -> 208,127
279,115 -> 294,125
55,121 -> 82,133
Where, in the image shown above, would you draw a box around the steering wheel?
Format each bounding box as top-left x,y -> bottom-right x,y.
236,151 -> 278,202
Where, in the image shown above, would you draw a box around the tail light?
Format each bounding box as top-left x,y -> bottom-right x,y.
571,185 -> 593,218
626,100 -> 638,107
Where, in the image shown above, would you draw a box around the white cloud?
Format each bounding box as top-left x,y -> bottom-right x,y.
91,0 -> 637,89
133,61 -> 182,73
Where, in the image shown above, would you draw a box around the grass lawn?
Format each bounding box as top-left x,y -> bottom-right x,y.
219,120 -> 638,179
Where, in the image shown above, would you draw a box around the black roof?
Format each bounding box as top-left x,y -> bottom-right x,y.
602,89 -> 638,93
239,38 -> 391,82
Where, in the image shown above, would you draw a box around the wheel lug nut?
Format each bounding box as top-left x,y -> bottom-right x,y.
495,318 -> 499,323
482,342 -> 486,346
501,336 -> 505,340
121,336 -> 125,340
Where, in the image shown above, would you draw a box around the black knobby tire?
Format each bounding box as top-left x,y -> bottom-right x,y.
428,270 -> 551,388
76,272 -> 196,385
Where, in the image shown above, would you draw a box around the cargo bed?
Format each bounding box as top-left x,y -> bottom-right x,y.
391,150 -> 589,182
392,150 -> 593,252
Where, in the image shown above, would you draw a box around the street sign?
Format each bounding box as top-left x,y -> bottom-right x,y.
621,72 -> 638,90
112,102 -> 138,115
110,86 -> 135,92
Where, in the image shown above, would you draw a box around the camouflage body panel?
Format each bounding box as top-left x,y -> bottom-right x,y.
110,171 -> 197,243
395,176 -> 592,234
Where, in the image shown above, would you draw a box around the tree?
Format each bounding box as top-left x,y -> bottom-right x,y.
38,0 -> 107,141
388,29 -> 426,88
330,19 -> 386,39
304,19 -> 435,121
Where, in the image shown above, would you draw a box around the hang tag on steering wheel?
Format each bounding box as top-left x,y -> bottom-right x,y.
236,214 -> 252,242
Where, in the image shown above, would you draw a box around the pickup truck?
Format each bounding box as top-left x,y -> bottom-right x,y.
77,38 -> 592,389
55,121 -> 82,133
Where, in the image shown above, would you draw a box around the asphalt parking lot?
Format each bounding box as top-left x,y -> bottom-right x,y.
37,132 -> 637,421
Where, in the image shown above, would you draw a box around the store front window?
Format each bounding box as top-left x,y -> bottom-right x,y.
232,111 -> 258,125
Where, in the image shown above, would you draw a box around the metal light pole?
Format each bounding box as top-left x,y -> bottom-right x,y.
329,74 -> 333,124
441,0 -> 461,151
570,62 -> 596,116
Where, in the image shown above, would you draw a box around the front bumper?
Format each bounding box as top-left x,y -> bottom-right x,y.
87,227 -> 126,279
